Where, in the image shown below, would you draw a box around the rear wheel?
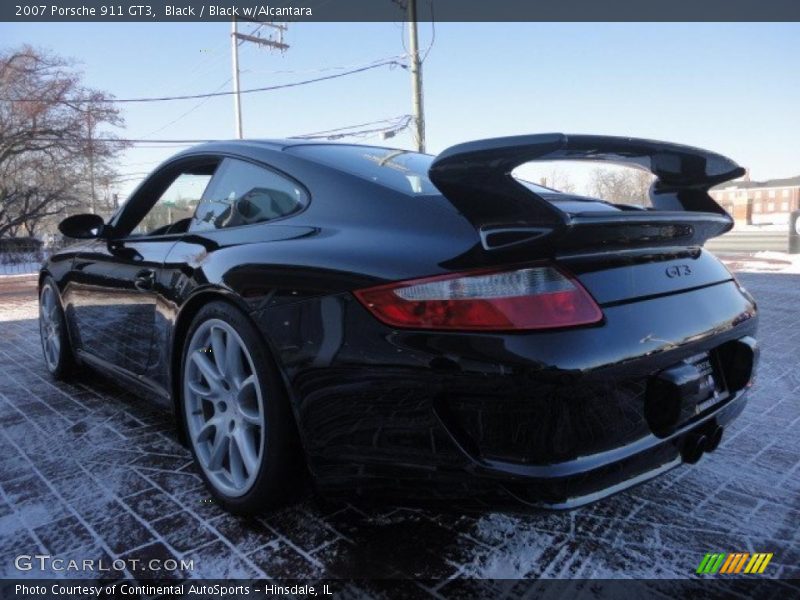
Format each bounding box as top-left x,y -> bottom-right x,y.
39,278 -> 75,380
180,302 -> 302,514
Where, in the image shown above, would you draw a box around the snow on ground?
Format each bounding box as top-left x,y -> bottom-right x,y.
720,251 -> 800,274
0,262 -> 41,276
1,268 -> 799,585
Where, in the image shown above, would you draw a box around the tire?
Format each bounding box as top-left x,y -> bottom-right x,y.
180,301 -> 303,514
39,277 -> 76,380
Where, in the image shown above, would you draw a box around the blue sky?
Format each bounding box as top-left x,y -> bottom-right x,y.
2,21 -> 798,196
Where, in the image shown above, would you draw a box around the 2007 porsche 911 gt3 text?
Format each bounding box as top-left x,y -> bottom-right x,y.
39,133 -> 758,514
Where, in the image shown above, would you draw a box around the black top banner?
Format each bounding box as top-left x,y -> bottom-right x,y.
3,0 -> 800,23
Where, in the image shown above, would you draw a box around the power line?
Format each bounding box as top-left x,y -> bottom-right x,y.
142,78 -> 231,137
117,160 -> 163,167
242,54 -> 408,76
291,116 -> 413,140
142,56 -> 408,137
31,117 -> 412,145
29,138 -> 213,144
106,171 -> 152,181
120,144 -> 198,149
2,60 -> 405,105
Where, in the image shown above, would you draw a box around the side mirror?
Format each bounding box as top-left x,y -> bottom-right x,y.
58,213 -> 107,239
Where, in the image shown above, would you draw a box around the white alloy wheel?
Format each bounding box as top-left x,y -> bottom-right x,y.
183,318 -> 265,497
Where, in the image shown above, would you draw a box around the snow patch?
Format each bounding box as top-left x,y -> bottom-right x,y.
721,251 -> 800,274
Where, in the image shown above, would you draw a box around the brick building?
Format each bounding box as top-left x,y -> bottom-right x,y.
710,175 -> 800,225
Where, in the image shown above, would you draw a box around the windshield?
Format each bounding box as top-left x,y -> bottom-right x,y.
287,144 -> 560,197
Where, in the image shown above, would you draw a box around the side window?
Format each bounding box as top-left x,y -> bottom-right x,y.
129,168 -> 215,237
190,159 -> 306,232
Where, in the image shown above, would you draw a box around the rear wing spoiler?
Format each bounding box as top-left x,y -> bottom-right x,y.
428,133 -> 744,250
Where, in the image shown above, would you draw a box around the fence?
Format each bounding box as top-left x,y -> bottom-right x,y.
0,238 -> 70,276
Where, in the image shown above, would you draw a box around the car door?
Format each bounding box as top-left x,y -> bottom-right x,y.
67,158 -> 219,376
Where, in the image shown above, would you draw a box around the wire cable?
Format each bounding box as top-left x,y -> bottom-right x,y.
3,60 -> 405,104
293,115 -> 413,140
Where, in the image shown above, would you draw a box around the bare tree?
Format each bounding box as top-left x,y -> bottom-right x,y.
0,46 -> 127,238
537,168 -> 577,194
587,167 -> 654,207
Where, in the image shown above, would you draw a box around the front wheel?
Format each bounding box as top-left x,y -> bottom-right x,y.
180,302 -> 303,514
39,278 -> 75,380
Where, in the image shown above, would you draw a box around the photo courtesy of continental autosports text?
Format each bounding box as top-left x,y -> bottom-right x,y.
0,1 -> 798,599
13,583 -> 332,597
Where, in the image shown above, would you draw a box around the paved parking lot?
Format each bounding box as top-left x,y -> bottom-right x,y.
0,272 -> 798,591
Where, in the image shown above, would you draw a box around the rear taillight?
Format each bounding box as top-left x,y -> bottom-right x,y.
353,264 -> 603,331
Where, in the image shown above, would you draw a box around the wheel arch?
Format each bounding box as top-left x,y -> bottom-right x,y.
169,287 -> 304,450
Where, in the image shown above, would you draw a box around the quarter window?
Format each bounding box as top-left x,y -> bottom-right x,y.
190,159 -> 306,231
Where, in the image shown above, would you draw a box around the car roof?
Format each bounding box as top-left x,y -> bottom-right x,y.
175,138 -> 421,156
170,139 -> 566,198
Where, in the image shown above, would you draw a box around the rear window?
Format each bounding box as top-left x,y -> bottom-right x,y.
288,143 -> 561,197
288,144 -> 440,195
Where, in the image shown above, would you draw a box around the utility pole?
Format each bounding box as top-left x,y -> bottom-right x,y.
230,20 -> 289,139
407,0 -> 426,153
231,19 -> 243,139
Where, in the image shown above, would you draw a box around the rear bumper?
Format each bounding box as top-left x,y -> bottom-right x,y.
435,334 -> 758,508
251,279 -> 758,509
478,380 -> 752,509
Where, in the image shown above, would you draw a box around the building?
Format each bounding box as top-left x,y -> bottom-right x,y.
710,175 -> 800,225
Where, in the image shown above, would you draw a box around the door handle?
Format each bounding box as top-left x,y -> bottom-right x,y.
134,269 -> 156,291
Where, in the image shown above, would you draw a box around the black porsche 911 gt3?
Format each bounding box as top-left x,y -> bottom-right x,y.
39,133 -> 758,514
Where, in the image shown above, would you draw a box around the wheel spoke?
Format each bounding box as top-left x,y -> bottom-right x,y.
187,379 -> 214,398
227,339 -> 246,388
228,436 -> 246,486
194,417 -> 221,444
238,374 -> 256,393
207,429 -> 228,471
45,339 -> 56,365
233,427 -> 259,476
239,409 -> 262,426
50,332 -> 60,357
237,375 -> 262,425
191,351 -> 222,391
210,327 -> 227,378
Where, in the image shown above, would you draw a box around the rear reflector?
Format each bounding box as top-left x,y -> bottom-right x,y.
353,265 -> 603,331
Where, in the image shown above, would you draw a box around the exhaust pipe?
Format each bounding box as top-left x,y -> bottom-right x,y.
681,433 -> 708,464
705,426 -> 724,452
681,424 -> 724,463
